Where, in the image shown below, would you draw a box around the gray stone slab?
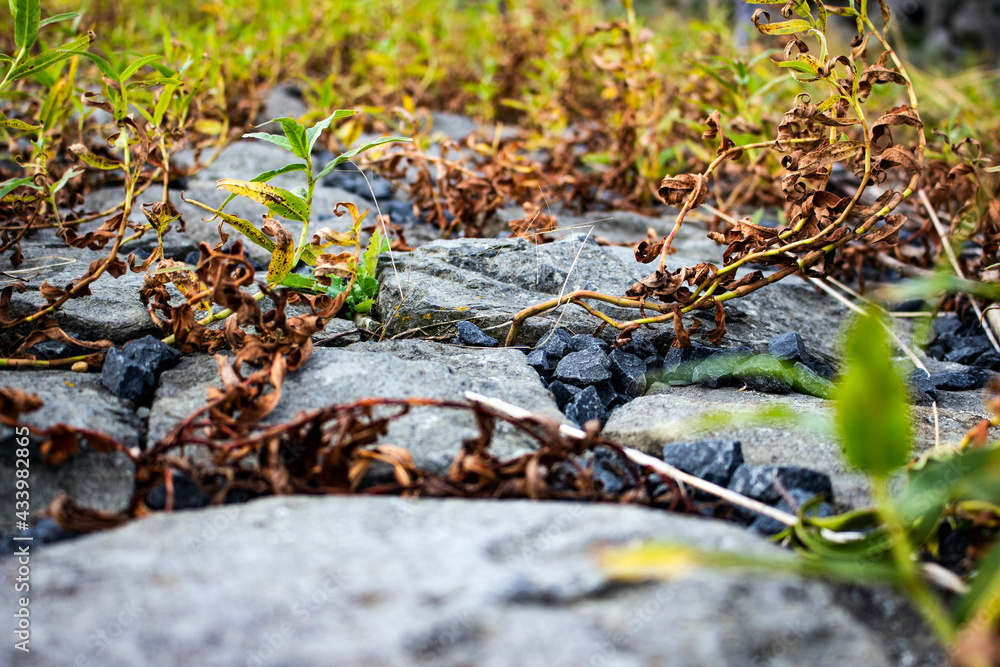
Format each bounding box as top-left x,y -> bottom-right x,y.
0,243 -> 161,346
375,235 -> 641,346
0,495 -> 941,666
0,370 -> 140,519
148,342 -> 562,473
0,497 -> 944,667
602,382 -> 992,510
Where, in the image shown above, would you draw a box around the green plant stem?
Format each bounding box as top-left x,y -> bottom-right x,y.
871,475 -> 956,644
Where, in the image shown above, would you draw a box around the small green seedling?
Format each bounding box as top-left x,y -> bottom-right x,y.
184,109 -> 409,315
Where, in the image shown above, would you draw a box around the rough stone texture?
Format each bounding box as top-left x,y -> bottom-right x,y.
375,235 -> 642,346
768,332 -> 811,363
564,385 -> 606,428
661,439 -> 745,487
0,242 -> 161,346
728,464 -> 834,506
0,495 -> 944,666
552,347 -> 612,386
602,383 -> 992,510
456,320 -> 499,347
0,371 -> 140,519
608,349 -> 647,397
148,341 -> 563,474
101,335 -> 182,403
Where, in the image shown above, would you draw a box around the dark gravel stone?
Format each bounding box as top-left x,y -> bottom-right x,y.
803,358 -> 836,380
547,380 -> 581,409
623,336 -> 659,359
691,348 -> 752,389
591,447 -> 638,495
657,345 -> 717,383
570,334 -> 610,354
101,335 -> 181,404
933,314 -> 963,338
791,362 -> 834,399
553,348 -> 612,386
526,348 -> 551,373
728,464 -> 834,520
768,332 -> 810,363
661,438 -> 744,487
123,335 -> 182,375
27,340 -> 92,360
382,200 -> 417,225
146,472 -> 209,511
735,355 -> 793,393
945,335 -> 992,364
973,351 -> 1000,371
101,346 -> 155,403
456,321 -> 499,347
608,349 -> 648,397
929,369 -> 992,391
750,488 -> 835,536
564,384 -> 606,427
510,346 -> 532,355
540,328 -> 572,360
593,379 -> 618,407
644,355 -> 664,371
0,518 -> 76,555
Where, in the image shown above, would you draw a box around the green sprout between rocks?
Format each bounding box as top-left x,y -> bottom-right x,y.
182,111 -> 409,315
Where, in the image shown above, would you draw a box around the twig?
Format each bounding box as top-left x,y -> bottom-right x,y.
464,391 -> 798,527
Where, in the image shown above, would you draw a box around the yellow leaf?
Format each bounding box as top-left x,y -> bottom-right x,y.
69,143 -> 122,170
262,217 -> 295,284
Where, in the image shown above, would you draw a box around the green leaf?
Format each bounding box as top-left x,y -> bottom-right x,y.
182,195 -> 276,252
0,176 -> 36,200
755,18 -> 812,35
125,77 -> 182,90
79,51 -> 117,80
14,0 -> 40,52
252,162 -> 307,183
216,179 -> 310,222
118,54 -> 161,82
832,311 -> 911,478
0,111 -> 40,131
38,11 -> 77,28
352,298 -> 375,314
49,166 -> 84,194
69,142 -> 123,170
357,274 -> 379,299
362,228 -> 389,277
305,109 -> 357,155
7,33 -> 93,82
315,136 -> 412,180
253,117 -> 311,159
243,131 -> 293,153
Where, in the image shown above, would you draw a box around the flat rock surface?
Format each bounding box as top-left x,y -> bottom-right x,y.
148,341 -> 562,473
0,242 -> 161,345
377,235 -> 651,346
376,233 -> 849,359
603,382 -> 992,510
0,495 -> 942,666
0,370 -> 140,519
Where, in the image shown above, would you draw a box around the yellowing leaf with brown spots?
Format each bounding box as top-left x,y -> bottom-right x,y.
216,179 -> 309,222
262,217 -> 295,284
